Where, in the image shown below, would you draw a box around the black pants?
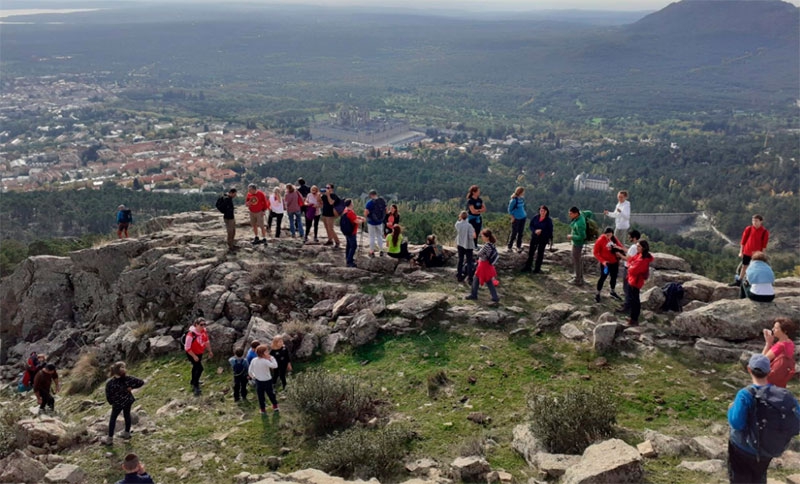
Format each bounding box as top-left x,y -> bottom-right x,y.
233,374 -> 248,401
255,379 -> 278,411
457,246 -> 474,282
268,211 -> 284,238
272,365 -> 288,390
468,217 -> 481,247
108,403 -> 132,437
627,286 -> 641,322
524,235 -> 547,271
387,242 -> 411,260
187,353 -> 203,387
39,393 -> 54,410
728,441 -> 770,484
596,262 -> 619,293
305,214 -> 320,239
508,218 -> 526,249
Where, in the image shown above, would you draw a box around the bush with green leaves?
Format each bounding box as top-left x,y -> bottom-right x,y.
287,369 -> 377,435
310,425 -> 415,480
528,386 -> 617,454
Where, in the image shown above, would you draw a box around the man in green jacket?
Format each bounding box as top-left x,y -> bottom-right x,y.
567,207 -> 586,286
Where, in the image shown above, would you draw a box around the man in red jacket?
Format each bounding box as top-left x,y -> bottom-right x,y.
731,214 -> 769,286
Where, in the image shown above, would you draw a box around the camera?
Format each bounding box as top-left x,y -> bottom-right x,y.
320,188 -> 327,194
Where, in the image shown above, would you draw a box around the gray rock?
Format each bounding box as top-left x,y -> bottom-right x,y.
309,299 -> 336,318
345,309 -> 379,347
512,424 -> 542,467
509,327 -> 530,338
671,298 -> 800,339
0,449 -> 49,483
710,285 -> 741,302
694,338 -> 751,363
44,464 -> 85,484
321,333 -> 343,354
16,417 -> 68,448
450,456 -> 490,481
682,279 -> 721,303
676,459 -> 725,474
469,310 -> 507,326
405,458 -> 439,475
690,435 -> 726,460
387,292 -> 448,320
195,285 -> 228,320
637,441 -> 657,458
593,322 -> 619,352
642,430 -> 688,457
148,335 -> 176,356
641,287 -> 665,311
536,303 -> 576,329
294,333 -> 319,360
206,323 -> 238,354
651,252 -> 691,272
535,452 -> 581,477
560,323 -> 585,340
238,317 -> 278,349
682,300 -> 708,312
355,255 -> 399,274
562,439 -> 643,484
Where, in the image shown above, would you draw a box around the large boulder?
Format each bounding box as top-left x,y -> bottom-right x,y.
387,292 -> 448,320
44,464 -> 85,484
671,297 -> 800,339
690,436 -> 726,460
345,309 -> 380,347
650,253 -> 691,272
148,335 -> 177,356
0,449 -> 49,483
641,287 -> 665,311
536,303 -> 576,329
593,323 -> 619,352
238,317 -> 279,348
511,424 -> 542,467
16,417 -> 68,448
562,439 -> 643,484
206,322 -> 238,354
332,293 -> 384,319
694,338 -> 760,363
681,279 -> 722,303
450,456 -> 490,481
194,285 -> 229,320
356,255 -> 399,274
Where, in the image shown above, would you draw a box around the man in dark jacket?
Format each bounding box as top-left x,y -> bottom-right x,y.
116,453 -> 155,484
217,188 -> 238,251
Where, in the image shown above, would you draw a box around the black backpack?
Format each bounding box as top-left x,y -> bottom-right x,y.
340,212 -> 354,235
745,385 -> 800,459
232,357 -> 247,377
368,198 -> 386,225
661,282 -> 684,312
119,209 -> 132,224
180,330 -> 197,349
215,196 -> 226,213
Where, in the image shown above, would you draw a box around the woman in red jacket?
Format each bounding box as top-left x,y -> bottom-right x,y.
624,240 -> 654,326
593,228 -> 625,303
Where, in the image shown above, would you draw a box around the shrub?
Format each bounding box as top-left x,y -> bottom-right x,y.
311,425 -> 415,480
458,434 -> 487,457
426,370 -> 451,398
65,351 -> 105,395
287,369 -> 377,435
0,405 -> 26,459
528,386 -> 617,454
131,320 -> 155,339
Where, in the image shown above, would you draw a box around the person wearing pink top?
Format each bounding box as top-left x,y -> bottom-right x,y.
284,184 -> 305,239
762,317 -> 797,388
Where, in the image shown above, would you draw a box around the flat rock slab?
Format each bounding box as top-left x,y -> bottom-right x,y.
677,459 -> 725,474
44,464 -> 86,484
535,452 -> 581,477
671,297 -> 800,339
562,439 -> 643,484
387,292 -> 448,320
690,436 -> 727,460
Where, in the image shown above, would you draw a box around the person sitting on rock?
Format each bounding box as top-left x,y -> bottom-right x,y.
415,234 -> 446,268
740,251 -> 775,302
762,317 -> 797,388
116,453 -> 155,484
103,361 -> 145,446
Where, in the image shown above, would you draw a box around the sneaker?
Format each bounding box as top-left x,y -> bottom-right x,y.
488,300 -> 500,307
119,431 -> 132,440
272,405 -> 280,412
610,291 -> 622,301
192,385 -> 201,396
334,243 -> 341,249
379,251 -> 384,257
102,436 -> 113,446
324,240 -> 333,246
464,295 -> 477,300
252,237 -> 260,244
594,293 -> 601,303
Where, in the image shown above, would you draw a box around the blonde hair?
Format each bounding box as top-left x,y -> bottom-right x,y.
271,335 -> 284,350
513,186 -> 524,197
109,361 -> 127,377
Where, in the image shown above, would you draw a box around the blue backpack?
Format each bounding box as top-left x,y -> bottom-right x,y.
232,357 -> 247,377
746,385 -> 800,459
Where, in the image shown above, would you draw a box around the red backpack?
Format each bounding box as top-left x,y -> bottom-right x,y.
768,351 -> 796,388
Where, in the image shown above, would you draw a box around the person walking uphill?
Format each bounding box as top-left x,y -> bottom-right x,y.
33,363 -> 60,415
566,207 -> 586,286
249,344 -> 279,414
507,187 -> 527,252
117,205 -> 133,239
185,318 -> 213,396
522,205 -> 553,274
216,188 -> 238,251
103,361 -> 145,446
727,353 -> 800,484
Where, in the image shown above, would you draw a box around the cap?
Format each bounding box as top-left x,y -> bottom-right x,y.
748,353 -> 770,374
368,189 -> 377,196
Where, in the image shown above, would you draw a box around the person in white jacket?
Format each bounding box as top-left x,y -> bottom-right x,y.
604,190 -> 631,243
248,344 -> 279,414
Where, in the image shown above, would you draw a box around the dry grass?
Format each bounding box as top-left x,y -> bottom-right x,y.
131,321 -> 156,339
65,351 -> 104,395
282,319 -> 317,337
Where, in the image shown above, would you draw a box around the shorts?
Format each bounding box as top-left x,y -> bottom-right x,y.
249,211 -> 265,227
741,255 -> 752,265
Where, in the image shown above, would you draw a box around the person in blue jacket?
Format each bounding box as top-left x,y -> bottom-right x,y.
507,187 -> 527,252
522,205 -> 553,274
116,205 -> 133,238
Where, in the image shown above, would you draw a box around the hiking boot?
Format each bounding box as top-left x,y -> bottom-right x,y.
192,385 -> 201,396
464,295 -> 477,300
119,431 -> 132,440
252,237 -> 260,244
610,291 -> 622,301
594,293 -> 601,303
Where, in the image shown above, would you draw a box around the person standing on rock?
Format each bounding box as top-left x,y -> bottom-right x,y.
185,318 -> 213,396
33,363 -> 60,415
245,184 -> 268,245
321,183 -> 342,248
566,207 -> 586,286
622,240 -> 653,327
117,205 -> 133,239
115,453 -> 155,484
249,344 -> 279,414
731,214 -> 770,287
522,205 -> 553,274
507,186 -> 527,253
267,187 -> 285,239
466,185 -> 486,248
603,190 -> 630,244
103,361 -> 145,446
284,183 -> 305,239
593,228 -> 624,303
304,185 -> 323,243
341,199 -> 364,268
464,229 -> 500,306
216,188 -> 238,251
727,353 -> 800,484
364,189 -> 387,257
619,229 -> 641,311
455,211 -> 476,285
269,336 -> 292,391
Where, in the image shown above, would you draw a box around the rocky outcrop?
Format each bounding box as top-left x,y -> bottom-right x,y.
0,450 -> 49,483
44,464 -> 85,484
387,293 -> 448,320
16,417 -> 68,449
671,297 -> 800,339
561,439 -> 643,484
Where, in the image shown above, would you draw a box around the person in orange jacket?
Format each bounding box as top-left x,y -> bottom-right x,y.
184,318 -> 213,396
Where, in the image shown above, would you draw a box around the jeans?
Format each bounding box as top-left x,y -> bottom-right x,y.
305,214 -> 320,240
596,262 -> 619,293
345,234 -> 357,266
627,286 -> 641,322
272,365 -> 288,390
524,234 -> 547,271
287,211 -> 304,237
368,224 -> 384,252
233,374 -> 248,401
457,246 -> 474,282
187,353 -> 203,387
255,379 -> 278,411
508,218 -> 526,249
728,441 -> 770,484
268,211 -> 284,238
571,244 -> 584,283
108,403 -> 132,437
470,277 -> 499,302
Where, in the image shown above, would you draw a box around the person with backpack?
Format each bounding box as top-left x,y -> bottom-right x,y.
116,205 -> 133,239
364,189 -> 387,257
340,199 -> 364,268
455,211 -> 476,285
731,214 -> 770,287
593,228 -> 625,303
566,207 -> 587,286
103,361 -> 145,446
727,353 -> 800,483
229,348 -> 249,402
216,188 -> 238,251
623,240 -> 654,327
321,183 -> 342,248
269,336 -> 292,391
284,183 -> 305,239
465,229 -> 500,306
507,187 -> 527,253
603,190 -> 631,244
20,352 -> 45,392
184,318 -> 213,396
245,184 -> 268,245
762,318 -> 797,388
522,205 -> 553,274
741,251 -> 775,302
466,185 -> 486,248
